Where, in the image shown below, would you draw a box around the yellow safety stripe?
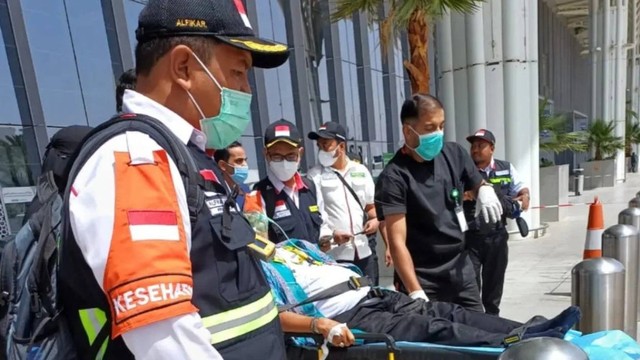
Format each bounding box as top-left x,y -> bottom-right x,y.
489,177 -> 511,184
202,292 -> 278,345
79,308 -> 107,345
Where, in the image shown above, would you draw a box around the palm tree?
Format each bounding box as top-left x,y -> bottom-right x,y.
332,0 -> 481,94
587,120 -> 624,161
538,102 -> 587,154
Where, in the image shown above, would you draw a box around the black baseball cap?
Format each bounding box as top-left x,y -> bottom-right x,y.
264,119 -> 302,148
466,129 -> 496,145
308,122 -> 347,142
136,0 -> 289,69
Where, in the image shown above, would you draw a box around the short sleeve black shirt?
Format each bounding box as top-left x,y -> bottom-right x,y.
375,142 -> 483,270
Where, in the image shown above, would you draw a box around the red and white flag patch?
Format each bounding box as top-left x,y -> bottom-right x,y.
275,200 -> 287,213
275,125 -> 290,137
233,0 -> 253,29
128,210 -> 180,241
475,130 -> 486,137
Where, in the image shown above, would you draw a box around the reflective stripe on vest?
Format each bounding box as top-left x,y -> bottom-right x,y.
202,292 -> 278,345
489,176 -> 511,185
79,308 -> 109,360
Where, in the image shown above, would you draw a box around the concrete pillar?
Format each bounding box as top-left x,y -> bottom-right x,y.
451,12 -> 471,145
484,1 -> 506,159
527,0 -> 540,230
590,0 -> 600,120
436,12 -> 457,142
614,0 -> 628,182
603,0 -> 613,122
503,0 -> 535,229
466,4 -> 488,133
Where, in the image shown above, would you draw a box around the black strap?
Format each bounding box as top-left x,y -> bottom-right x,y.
64,113 -> 205,230
278,276 -> 372,313
332,170 -> 366,215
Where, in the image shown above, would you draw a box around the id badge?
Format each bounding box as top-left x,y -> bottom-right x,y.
455,206 -> 469,232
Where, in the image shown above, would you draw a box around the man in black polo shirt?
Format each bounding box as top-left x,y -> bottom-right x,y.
375,94 -> 503,311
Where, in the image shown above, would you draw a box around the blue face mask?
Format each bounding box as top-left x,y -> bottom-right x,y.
408,127 -> 444,161
187,53 -> 252,150
230,165 -> 249,184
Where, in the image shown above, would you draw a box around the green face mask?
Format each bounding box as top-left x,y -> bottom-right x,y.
187,53 -> 253,149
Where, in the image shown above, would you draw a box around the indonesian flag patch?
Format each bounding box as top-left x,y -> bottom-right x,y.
128,210 -> 180,241
275,200 -> 287,213
275,125 -> 290,137
233,0 -> 253,29
475,130 -> 486,137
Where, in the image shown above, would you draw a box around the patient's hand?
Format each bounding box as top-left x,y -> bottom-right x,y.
318,318 -> 355,347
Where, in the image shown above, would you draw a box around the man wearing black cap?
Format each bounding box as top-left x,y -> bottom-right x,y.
464,129 -> 530,315
59,1 -> 290,359
307,122 -> 380,284
244,120 -> 341,245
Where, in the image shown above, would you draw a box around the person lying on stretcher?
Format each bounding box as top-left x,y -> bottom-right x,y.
261,239 -> 581,349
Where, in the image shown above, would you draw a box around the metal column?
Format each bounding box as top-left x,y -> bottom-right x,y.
380,2 -> 401,152
4,0 -> 49,165
353,11 -> 376,142
282,0 -> 316,169
324,1 -> 347,129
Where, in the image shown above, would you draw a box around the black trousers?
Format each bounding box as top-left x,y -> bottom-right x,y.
333,290 -> 522,347
466,227 -> 509,315
396,253 -> 484,313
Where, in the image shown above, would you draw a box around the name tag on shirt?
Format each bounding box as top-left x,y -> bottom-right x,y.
495,170 -> 510,176
455,206 -> 468,232
206,194 -> 226,217
350,172 -> 365,178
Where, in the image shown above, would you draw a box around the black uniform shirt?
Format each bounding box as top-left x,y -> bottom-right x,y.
375,142 -> 483,272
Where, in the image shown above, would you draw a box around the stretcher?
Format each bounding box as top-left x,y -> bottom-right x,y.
285,332 -> 502,360
286,329 -> 640,360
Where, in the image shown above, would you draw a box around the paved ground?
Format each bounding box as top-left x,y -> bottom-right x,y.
377,172 -> 640,322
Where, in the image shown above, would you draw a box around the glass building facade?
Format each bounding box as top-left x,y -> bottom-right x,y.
0,0 -> 409,235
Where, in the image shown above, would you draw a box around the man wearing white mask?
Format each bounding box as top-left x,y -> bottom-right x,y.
244,120 -> 348,245
307,122 -> 380,284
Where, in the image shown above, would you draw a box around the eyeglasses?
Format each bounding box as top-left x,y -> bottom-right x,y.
268,153 -> 299,162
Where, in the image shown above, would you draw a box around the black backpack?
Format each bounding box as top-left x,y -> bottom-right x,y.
0,113 -> 206,360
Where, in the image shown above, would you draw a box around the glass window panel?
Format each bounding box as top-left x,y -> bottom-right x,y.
21,0 -> 87,127
124,0 -> 145,59
66,0 -> 116,125
338,19 -> 356,63
0,126 -> 38,236
0,19 -> 21,126
368,23 -> 382,71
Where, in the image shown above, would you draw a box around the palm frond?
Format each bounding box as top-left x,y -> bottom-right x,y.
331,0 -> 380,22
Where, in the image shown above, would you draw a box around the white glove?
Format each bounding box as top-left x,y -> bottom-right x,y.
475,184 -> 503,224
409,290 -> 429,301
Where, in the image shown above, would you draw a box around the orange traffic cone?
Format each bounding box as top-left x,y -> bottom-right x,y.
583,196 -> 604,259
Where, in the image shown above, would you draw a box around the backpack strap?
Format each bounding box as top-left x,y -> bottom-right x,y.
64,113 -> 209,229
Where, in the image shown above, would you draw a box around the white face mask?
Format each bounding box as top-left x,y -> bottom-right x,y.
269,160 -> 299,182
318,148 -> 338,168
